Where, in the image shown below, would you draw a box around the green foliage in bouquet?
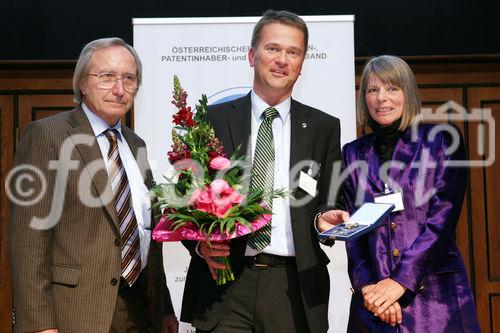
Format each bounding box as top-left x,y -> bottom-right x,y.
150,76 -> 286,240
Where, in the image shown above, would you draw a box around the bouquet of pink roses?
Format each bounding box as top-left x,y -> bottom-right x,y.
150,76 -> 284,285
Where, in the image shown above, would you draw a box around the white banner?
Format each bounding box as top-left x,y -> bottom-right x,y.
134,15 -> 355,333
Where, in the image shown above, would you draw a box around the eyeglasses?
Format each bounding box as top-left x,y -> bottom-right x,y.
88,71 -> 138,92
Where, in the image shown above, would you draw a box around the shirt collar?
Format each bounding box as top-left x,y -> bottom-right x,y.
250,90 -> 291,123
82,103 -> 123,141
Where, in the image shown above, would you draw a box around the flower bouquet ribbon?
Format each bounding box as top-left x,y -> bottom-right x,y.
150,76 -> 285,285
152,214 -> 271,243
152,213 -> 271,284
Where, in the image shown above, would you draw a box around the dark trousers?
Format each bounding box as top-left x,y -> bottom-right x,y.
198,254 -> 309,333
109,269 -> 152,333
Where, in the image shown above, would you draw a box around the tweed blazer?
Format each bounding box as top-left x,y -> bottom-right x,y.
9,106 -> 172,333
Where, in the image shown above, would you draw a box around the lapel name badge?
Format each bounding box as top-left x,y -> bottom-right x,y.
373,183 -> 404,212
299,170 -> 317,197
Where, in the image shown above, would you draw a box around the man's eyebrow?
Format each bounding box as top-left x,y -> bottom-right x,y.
264,42 -> 279,47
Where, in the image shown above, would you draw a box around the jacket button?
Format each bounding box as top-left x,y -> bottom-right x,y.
392,249 -> 400,257
390,222 -> 397,230
111,278 -> 118,286
114,239 -> 121,247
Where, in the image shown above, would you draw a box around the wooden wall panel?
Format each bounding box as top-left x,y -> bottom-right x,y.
1,56 -> 499,332
0,66 -> 73,91
0,64 -> 75,332
18,95 -> 75,134
481,99 -> 500,281
417,87 -> 474,282
493,295 -> 500,333
467,87 -> 500,333
0,95 -> 14,333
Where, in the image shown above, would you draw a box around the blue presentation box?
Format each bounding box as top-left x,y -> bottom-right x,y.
318,202 -> 395,241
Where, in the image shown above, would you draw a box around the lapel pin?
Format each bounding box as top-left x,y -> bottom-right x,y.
302,122 -> 307,128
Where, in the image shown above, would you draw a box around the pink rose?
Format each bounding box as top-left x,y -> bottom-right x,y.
229,191 -> 244,204
213,195 -> 232,210
188,188 -> 203,206
213,193 -> 233,218
195,188 -> 214,214
213,185 -> 245,218
210,179 -> 230,195
209,156 -> 231,170
214,205 -> 232,218
189,180 -> 245,218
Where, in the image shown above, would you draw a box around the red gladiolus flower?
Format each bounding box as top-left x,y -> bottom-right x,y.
173,107 -> 194,126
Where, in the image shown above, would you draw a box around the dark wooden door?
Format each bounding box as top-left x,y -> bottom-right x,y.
467,87 -> 500,333
0,95 -> 15,333
0,93 -> 74,333
418,87 -> 474,281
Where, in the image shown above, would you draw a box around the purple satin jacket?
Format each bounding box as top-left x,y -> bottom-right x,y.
342,124 -> 480,333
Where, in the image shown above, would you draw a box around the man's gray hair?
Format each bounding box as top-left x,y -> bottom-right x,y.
73,37 -> 142,104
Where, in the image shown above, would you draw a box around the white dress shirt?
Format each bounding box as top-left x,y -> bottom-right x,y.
82,104 -> 151,270
245,91 -> 295,257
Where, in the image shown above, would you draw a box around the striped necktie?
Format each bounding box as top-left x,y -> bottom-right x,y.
105,129 -> 141,286
247,107 -> 279,252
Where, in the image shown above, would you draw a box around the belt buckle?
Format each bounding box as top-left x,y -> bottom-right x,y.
249,256 -> 271,269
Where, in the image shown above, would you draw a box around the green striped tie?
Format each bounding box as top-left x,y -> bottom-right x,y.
248,107 -> 279,252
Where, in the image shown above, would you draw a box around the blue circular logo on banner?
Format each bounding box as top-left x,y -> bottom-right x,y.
207,86 -> 251,105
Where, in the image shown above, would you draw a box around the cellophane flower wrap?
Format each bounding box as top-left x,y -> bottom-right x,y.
150,76 -> 285,285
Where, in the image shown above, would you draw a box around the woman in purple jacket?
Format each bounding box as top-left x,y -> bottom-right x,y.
342,55 -> 480,332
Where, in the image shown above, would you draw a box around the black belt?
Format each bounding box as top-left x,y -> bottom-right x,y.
246,253 -> 296,269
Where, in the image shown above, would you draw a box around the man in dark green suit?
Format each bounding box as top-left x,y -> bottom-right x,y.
9,38 -> 178,333
180,10 -> 347,333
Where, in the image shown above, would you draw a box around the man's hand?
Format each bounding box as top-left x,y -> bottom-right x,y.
35,330 -> 59,333
199,241 -> 230,280
162,314 -> 179,333
316,209 -> 350,232
378,301 -> 403,326
363,278 -> 406,316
